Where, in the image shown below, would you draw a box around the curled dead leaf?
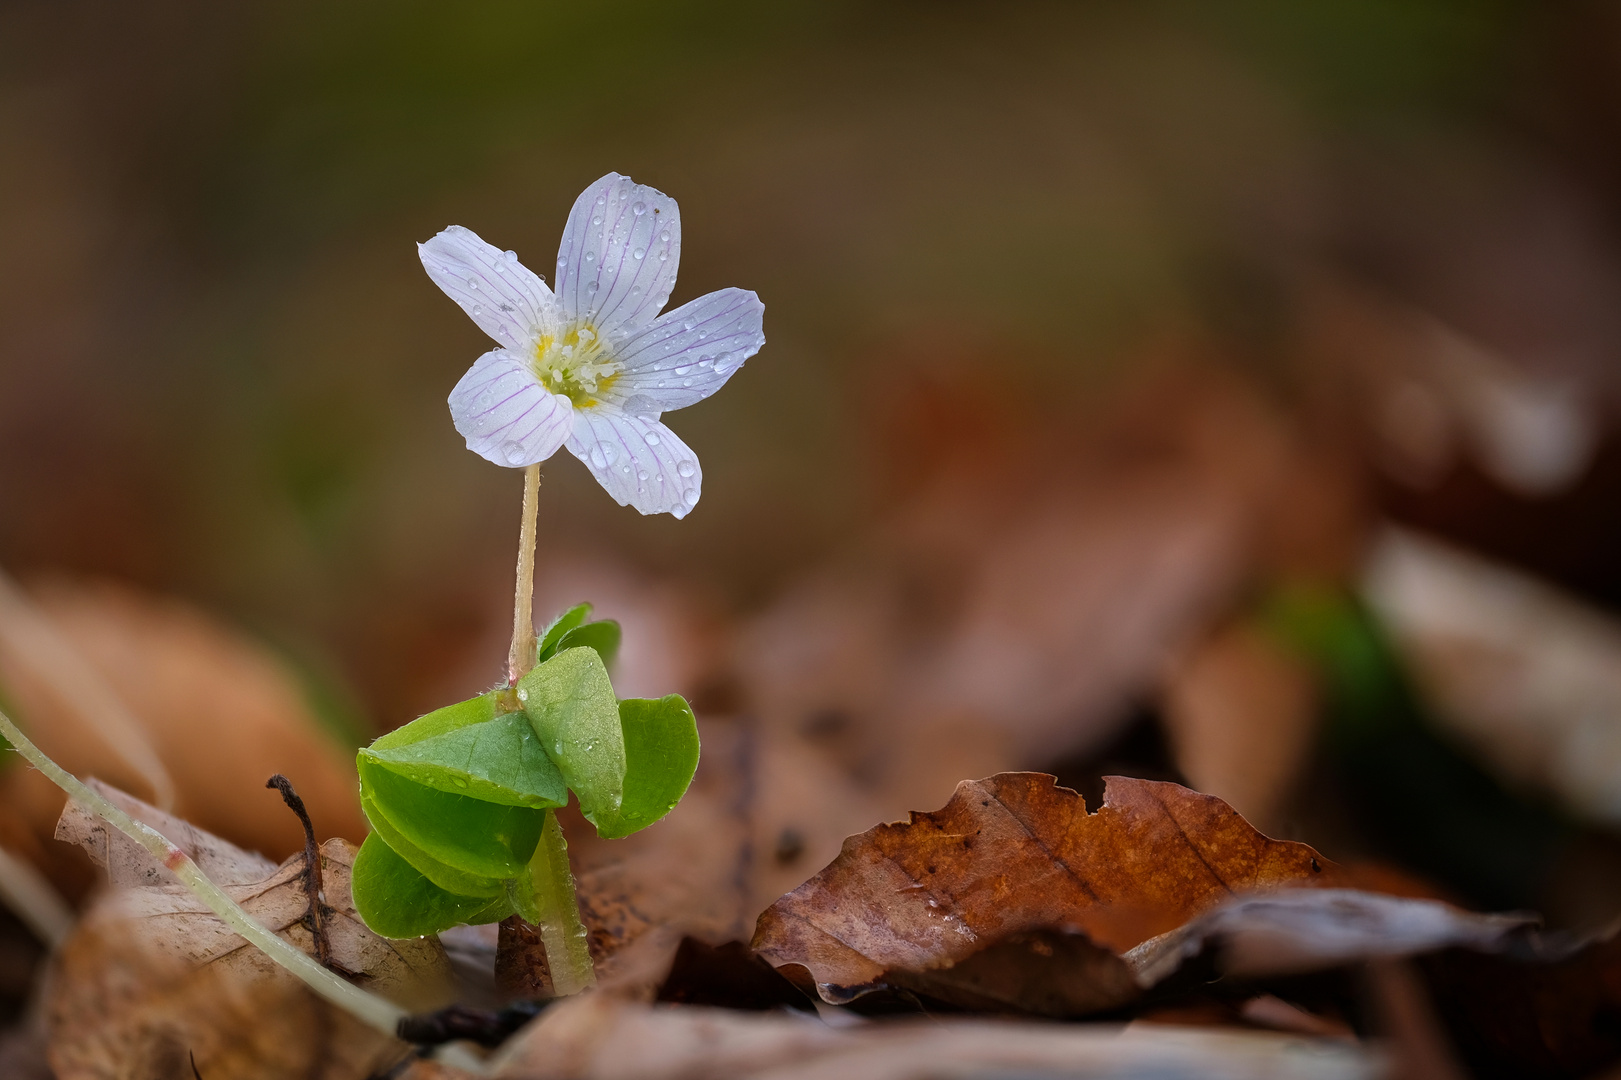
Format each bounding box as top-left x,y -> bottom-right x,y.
753,773 -> 1346,1004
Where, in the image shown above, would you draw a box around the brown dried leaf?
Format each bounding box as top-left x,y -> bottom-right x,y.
496,720 -> 891,1001
1123,889 -> 1537,987
55,777 -> 277,888
735,368 -> 1293,818
0,577 -> 368,895
753,774 -> 1346,1003
489,995 -> 1378,1080
46,786 -> 451,1079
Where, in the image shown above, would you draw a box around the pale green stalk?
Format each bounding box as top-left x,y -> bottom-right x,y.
0,707 -> 405,1036
531,811 -> 596,994
506,463 -> 542,686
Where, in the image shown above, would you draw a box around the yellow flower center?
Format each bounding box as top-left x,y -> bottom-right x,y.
533,324 -> 619,408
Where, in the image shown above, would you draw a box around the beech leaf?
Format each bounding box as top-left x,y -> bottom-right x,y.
50,787 -> 452,1079
752,773 -> 1347,1003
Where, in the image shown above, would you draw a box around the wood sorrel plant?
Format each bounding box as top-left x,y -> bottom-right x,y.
351,173 -> 765,995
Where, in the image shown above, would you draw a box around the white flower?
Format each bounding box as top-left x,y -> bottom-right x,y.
420,172 -> 765,519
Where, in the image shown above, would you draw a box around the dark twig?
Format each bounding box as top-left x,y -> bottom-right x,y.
396,1000 -> 549,1049
266,773 -> 331,968
190,1050 -> 203,1079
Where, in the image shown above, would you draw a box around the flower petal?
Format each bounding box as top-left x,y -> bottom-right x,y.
611,288 -> 765,413
554,173 -> 681,336
566,410 -> 702,519
448,350 -> 573,467
420,226 -> 556,352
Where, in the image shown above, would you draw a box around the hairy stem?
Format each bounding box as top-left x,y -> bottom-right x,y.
506,464 -> 542,687
0,707 -> 405,1037
530,811 -> 596,995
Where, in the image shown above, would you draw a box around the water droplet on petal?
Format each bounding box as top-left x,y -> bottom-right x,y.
584,251 -> 596,263
466,277 -> 479,289
674,365 -> 691,376
644,431 -> 660,445
595,194 -> 606,205
659,230 -> 670,242
658,252 -> 668,262
683,489 -> 699,506
638,469 -> 649,480
589,446 -> 607,469
633,247 -> 645,260
586,280 -> 599,295
682,319 -> 696,331
600,442 -> 617,464
505,249 -> 518,263
591,215 -> 602,225
677,461 -> 695,478
632,201 -> 647,216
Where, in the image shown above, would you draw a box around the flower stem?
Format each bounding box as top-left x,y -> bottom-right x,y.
531,811 -> 596,995
506,464 -> 542,687
0,706 -> 405,1038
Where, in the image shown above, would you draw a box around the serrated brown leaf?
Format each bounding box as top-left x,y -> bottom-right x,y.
752,773 -> 1347,1003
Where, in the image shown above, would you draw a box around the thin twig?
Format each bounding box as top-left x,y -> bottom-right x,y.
0,705 -> 406,1037
266,774 -> 330,968
506,463 -> 542,686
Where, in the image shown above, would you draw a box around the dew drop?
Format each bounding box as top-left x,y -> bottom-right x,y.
584,251 -> 596,263
682,319 -> 696,331
505,249 -> 518,263
633,247 -> 645,260
682,379 -> 693,387
591,215 -> 602,225
674,365 -> 692,376
658,252 -> 668,262
466,277 -> 479,289
595,194 -> 606,205
659,230 -> 670,242
600,442 -> 617,464
683,489 -> 700,506
589,446 -> 608,469
631,286 -> 642,297
471,304 -> 483,316
638,469 -> 649,480
632,201 -> 647,215
586,280 -> 599,295
644,431 -> 660,445
677,461 -> 695,478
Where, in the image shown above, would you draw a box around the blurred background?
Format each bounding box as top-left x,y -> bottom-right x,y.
5,0 -> 1621,1027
